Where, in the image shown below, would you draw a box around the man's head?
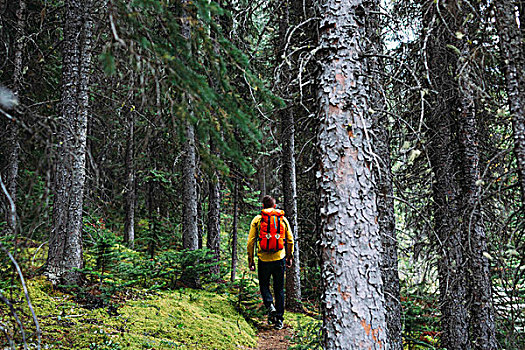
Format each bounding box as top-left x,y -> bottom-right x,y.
262,195 -> 276,209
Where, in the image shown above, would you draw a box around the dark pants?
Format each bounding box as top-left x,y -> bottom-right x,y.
258,258 -> 285,321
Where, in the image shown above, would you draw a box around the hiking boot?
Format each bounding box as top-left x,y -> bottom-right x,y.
267,304 -> 277,325
274,319 -> 283,330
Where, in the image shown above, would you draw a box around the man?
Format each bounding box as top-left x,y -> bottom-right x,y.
247,195 -> 294,330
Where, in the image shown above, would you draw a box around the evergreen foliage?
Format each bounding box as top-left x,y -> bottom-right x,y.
0,0 -> 524,348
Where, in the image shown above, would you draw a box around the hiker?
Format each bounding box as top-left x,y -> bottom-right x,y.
247,195 -> 294,330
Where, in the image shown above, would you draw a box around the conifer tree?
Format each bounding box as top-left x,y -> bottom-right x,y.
180,0 -> 199,253
495,0 -> 525,205
274,0 -> 302,312
317,0 -> 388,347
46,0 -> 93,285
1,0 -> 25,236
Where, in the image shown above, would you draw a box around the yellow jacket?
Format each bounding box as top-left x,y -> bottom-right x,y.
247,214 -> 294,264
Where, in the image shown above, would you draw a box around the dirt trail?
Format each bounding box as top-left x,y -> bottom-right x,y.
256,324 -> 292,350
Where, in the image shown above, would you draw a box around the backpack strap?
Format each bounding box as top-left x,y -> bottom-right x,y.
266,213 -> 272,251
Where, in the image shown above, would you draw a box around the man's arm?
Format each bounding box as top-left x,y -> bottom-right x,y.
247,216 -> 260,270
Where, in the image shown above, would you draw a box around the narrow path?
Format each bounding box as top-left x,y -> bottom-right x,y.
256,324 -> 292,350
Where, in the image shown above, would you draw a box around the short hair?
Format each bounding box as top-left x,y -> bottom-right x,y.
262,195 -> 276,209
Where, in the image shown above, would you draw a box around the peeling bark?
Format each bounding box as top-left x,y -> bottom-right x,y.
46,0 -> 93,286
317,0 -> 388,348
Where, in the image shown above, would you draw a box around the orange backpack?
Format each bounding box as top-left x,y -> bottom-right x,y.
259,208 -> 286,252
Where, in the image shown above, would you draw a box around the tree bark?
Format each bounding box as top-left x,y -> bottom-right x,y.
46,0 -> 93,286
207,140 -> 221,276
370,71 -> 402,350
495,0 -> 525,205
124,107 -> 136,248
282,109 -> 302,311
456,26 -> 497,350
423,1 -> 469,348
1,0 -> 25,236
317,0 -> 388,348
276,0 -> 302,312
196,178 -> 204,250
182,120 -> 199,251
363,1 -> 403,348
180,0 -> 199,252
230,179 -> 239,282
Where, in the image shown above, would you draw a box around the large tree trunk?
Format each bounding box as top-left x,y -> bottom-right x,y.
1,0 -> 25,236
124,107 -> 136,248
46,0 -> 93,286
317,0 -> 388,348
495,0 -> 525,205
423,1 -> 469,348
207,140 -> 221,276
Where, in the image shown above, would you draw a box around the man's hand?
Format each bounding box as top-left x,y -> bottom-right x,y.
249,262 -> 256,271
286,257 -> 293,268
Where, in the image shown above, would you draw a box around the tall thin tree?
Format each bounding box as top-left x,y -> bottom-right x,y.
495,0 -> 525,205
180,0 -> 199,252
124,104 -> 136,248
275,0 -> 302,312
207,141 -> 221,276
2,0 -> 25,236
456,17 -> 497,349
46,0 -> 93,285
423,1 -> 474,348
367,9 -> 402,347
230,178 -> 239,282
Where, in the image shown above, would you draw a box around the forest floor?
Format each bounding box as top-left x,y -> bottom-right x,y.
256,324 -> 292,350
8,277 -> 319,349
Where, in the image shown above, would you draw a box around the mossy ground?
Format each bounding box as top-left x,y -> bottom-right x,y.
25,277 -> 258,349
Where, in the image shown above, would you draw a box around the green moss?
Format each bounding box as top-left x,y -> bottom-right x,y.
25,278 -> 257,349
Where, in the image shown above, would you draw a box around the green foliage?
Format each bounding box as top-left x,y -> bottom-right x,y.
288,315 -> 322,350
106,0 -> 282,177
300,264 -> 322,304
233,272 -> 266,325
16,169 -> 53,241
401,289 -> 440,349
117,248 -> 219,289
84,217 -> 120,281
